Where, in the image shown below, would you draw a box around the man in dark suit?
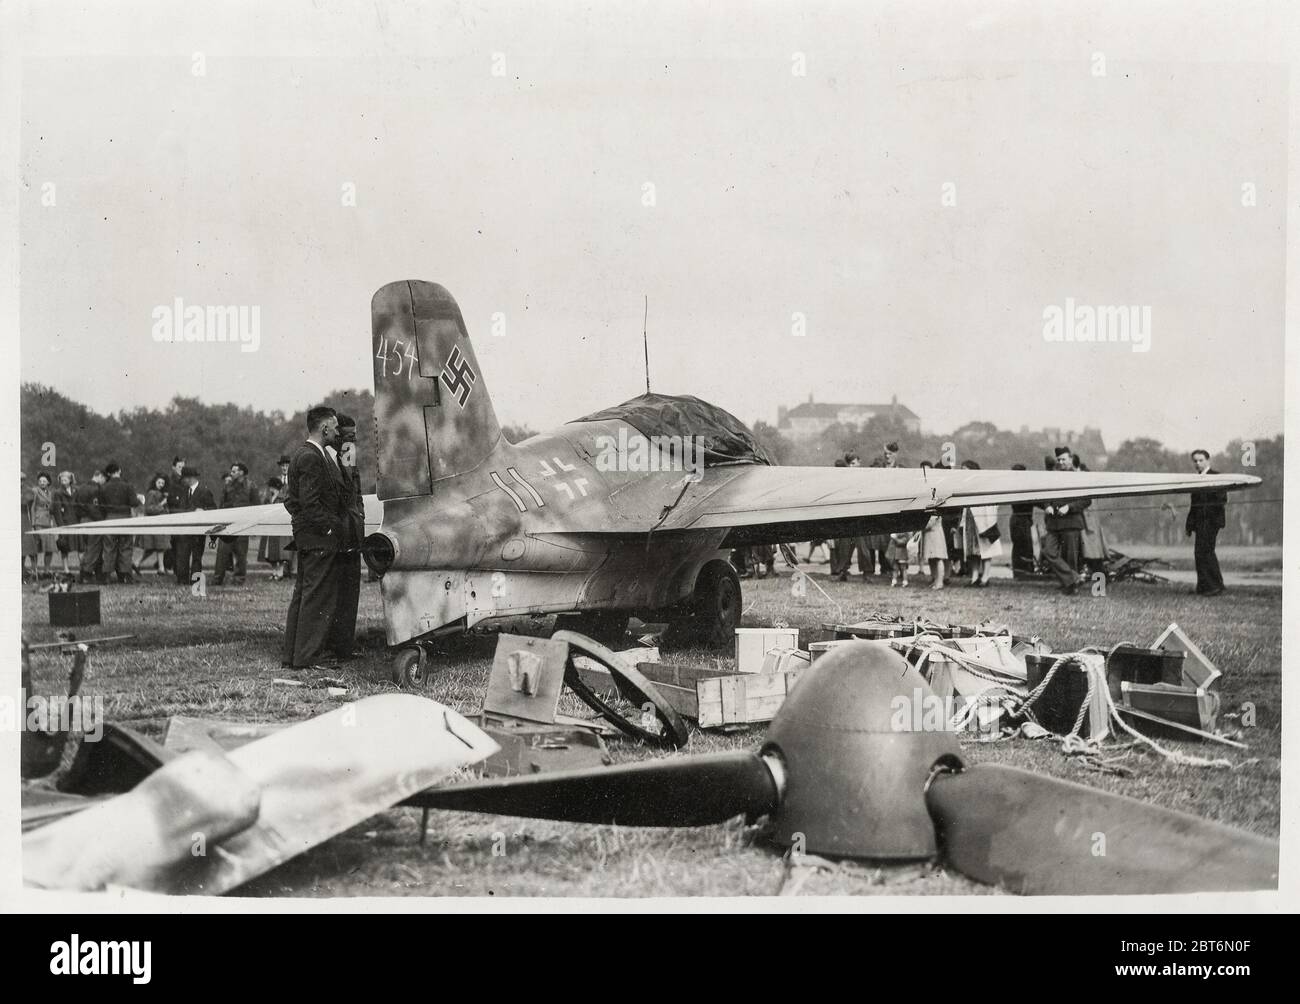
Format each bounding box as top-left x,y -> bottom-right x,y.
213,462 -> 257,585
1035,447 -> 1091,594
174,467 -> 215,586
164,456 -> 188,577
1186,449 -> 1227,596
328,414 -> 366,658
98,462 -> 137,584
282,406 -> 344,669
74,470 -> 105,583
1008,463 -> 1038,577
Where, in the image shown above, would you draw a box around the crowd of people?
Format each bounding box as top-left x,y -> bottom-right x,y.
20,454 -> 296,586
735,442 -> 1229,597
20,406 -> 370,670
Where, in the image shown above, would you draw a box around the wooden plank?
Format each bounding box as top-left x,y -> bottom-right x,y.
697,670 -> 802,728
697,679 -> 722,728
1151,623 -> 1221,691
1115,704 -> 1245,749
645,681 -> 699,721
720,675 -> 742,725
573,662 -> 701,720
580,660 -> 804,728
636,662 -> 733,687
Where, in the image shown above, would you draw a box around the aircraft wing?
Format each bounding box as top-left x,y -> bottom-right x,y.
586,466 -> 1260,547
29,496 -> 384,538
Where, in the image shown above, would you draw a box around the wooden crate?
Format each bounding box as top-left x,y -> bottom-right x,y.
574,660 -> 803,728
734,627 -> 799,673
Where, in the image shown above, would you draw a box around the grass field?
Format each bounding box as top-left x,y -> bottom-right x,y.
1106,542 -> 1283,574
21,560 -> 1282,898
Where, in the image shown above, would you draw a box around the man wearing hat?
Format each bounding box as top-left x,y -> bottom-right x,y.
74,469 -> 106,583
282,406 -> 345,669
173,466 -> 215,585
275,454 -> 294,577
164,455 -> 187,576
213,462 -> 257,585
327,414 -> 366,658
99,462 -> 137,584
1035,447 -> 1090,594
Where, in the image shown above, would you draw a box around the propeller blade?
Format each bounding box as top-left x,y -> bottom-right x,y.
926,764 -> 1279,894
406,751 -> 779,827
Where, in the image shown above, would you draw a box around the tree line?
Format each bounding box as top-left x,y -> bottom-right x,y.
21,384 -> 1280,546
749,413 -> 1282,547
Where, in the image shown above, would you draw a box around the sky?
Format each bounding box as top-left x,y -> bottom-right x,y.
11,0 -> 1292,453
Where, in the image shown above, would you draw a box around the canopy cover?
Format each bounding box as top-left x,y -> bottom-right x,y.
573,393 -> 774,468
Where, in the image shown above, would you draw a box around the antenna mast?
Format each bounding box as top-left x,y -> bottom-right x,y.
642,294 -> 651,395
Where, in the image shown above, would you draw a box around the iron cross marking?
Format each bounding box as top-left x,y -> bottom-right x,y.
440,345 -> 476,408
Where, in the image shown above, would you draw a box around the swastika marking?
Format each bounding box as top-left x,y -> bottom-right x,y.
440,345 -> 476,408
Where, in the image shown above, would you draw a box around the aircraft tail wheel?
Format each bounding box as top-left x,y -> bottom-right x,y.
691,560 -> 742,648
392,647 -> 427,687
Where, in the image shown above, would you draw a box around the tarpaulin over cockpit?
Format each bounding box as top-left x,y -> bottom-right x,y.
572,393 -> 774,468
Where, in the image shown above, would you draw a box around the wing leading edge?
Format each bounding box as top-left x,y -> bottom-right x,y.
29,497 -> 384,538
550,466 -> 1260,547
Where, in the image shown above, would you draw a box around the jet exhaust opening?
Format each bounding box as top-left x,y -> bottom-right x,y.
362,532 -> 396,577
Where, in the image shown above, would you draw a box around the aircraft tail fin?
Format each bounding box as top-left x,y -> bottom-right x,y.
371,281 -> 501,500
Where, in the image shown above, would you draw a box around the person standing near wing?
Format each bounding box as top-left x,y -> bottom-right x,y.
1036,447 -> 1089,595
1186,448 -> 1227,596
213,462 -> 256,586
328,413 -> 366,659
1008,464 -> 1037,577
281,406 -> 344,670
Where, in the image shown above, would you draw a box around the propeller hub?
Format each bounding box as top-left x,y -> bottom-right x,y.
762,642 -> 962,859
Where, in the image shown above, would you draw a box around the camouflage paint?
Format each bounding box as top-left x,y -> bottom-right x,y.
371,281 -> 502,499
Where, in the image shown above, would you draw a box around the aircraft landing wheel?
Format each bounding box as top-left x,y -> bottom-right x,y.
688,559 -> 742,648
392,647 -> 427,687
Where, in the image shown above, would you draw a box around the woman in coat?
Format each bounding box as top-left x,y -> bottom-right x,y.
1074,459 -> 1109,576
28,471 -> 58,580
50,471 -> 79,575
916,461 -> 949,589
960,461 -> 1002,587
139,474 -> 171,574
257,476 -> 291,579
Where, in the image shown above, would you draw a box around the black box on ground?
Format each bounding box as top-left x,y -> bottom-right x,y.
48,590 -> 100,627
1106,645 -> 1185,688
1024,653 -> 1095,736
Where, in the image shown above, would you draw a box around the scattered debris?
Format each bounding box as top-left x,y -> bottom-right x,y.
415,642 -> 1278,894
573,658 -> 805,729
477,720 -> 612,777
1152,622 -> 1221,691
26,749 -> 262,892
759,647 -> 811,675
555,630 -> 689,748
62,722 -> 170,795
24,695 -> 498,895
162,717 -> 286,755
735,626 -> 800,674
20,634 -> 134,779
1105,549 -> 1172,585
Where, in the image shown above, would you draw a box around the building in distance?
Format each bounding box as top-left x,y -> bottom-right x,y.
777,394 -> 921,441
